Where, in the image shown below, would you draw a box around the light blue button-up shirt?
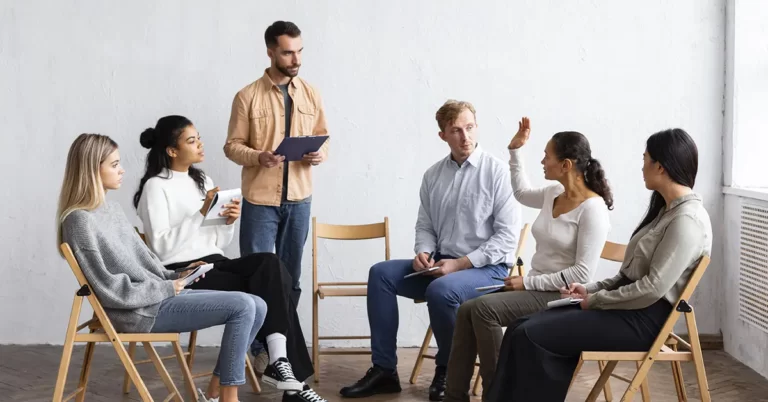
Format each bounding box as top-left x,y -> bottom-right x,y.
414,146 -> 522,267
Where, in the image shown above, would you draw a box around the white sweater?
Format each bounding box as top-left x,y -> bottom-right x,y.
508,149 -> 610,291
137,169 -> 235,265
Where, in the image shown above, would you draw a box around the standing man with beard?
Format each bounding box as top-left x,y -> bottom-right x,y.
225,20 -> 329,378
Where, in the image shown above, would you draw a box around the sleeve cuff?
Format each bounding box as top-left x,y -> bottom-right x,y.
523,275 -> 534,290
585,282 -> 601,294
466,250 -> 486,268
586,293 -> 600,309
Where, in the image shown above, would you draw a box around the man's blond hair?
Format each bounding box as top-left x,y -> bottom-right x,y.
435,100 -> 477,132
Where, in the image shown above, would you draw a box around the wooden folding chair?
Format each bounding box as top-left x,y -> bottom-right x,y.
311,217 -> 391,383
409,223 -> 531,393
127,228 -> 261,395
53,243 -> 196,402
569,241 -> 689,402
575,256 -> 711,402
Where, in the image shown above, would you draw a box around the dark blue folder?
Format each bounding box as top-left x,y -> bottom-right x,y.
274,135 -> 329,161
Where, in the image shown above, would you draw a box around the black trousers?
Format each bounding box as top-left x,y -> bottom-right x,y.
166,252 -> 314,382
484,299 -> 673,402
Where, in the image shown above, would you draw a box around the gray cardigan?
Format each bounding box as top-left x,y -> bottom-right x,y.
586,193 -> 712,310
62,201 -> 179,332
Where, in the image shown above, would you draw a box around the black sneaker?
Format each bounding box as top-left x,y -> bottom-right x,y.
263,357 -> 304,391
282,384 -> 328,402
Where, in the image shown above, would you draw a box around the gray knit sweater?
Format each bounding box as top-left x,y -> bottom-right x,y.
62,201 -> 179,333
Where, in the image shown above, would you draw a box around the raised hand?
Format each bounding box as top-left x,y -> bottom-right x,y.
507,116 -> 531,150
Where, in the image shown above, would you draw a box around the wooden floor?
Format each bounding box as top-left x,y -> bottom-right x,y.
4,345 -> 768,401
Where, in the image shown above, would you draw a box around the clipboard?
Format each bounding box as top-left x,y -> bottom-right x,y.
274,135 -> 329,161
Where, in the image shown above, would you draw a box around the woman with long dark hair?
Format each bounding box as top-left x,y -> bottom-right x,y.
445,117 -> 612,401
134,115 -> 325,402
484,128 -> 712,401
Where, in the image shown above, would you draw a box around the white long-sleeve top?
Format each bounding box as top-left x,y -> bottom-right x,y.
137,169 -> 235,265
508,148 -> 610,291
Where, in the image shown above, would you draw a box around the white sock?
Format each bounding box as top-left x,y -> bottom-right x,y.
266,333 -> 288,364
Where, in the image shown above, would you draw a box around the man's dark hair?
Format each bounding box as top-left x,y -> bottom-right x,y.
265,21 -> 301,48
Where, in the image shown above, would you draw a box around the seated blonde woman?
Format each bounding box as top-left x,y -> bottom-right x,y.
57,133 -> 265,402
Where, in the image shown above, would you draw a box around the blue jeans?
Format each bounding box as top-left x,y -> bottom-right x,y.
367,258 -> 507,370
150,289 -> 267,386
240,200 -> 310,308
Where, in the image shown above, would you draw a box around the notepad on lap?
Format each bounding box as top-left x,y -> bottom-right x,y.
546,297 -> 583,309
181,263 -> 215,287
403,267 -> 439,278
201,188 -> 241,227
475,284 -> 505,292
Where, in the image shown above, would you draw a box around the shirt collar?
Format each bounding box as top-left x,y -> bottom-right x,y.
261,69 -> 298,89
668,192 -> 701,210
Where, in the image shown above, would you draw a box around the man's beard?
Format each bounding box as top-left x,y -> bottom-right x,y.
277,64 -> 300,78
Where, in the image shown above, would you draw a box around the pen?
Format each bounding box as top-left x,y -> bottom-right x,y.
561,272 -> 569,291
427,250 -> 436,264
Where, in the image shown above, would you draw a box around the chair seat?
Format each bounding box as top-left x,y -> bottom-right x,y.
318,286 -> 367,298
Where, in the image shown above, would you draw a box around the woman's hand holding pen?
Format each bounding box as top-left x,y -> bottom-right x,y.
559,283 -> 588,299
503,276 -> 525,291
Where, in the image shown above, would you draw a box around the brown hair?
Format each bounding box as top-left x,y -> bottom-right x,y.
435,100 -> 476,132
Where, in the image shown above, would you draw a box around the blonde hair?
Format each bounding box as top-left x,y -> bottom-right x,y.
435,99 -> 477,132
56,133 -> 119,246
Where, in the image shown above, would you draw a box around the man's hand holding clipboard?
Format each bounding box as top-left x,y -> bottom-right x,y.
272,135 -> 329,164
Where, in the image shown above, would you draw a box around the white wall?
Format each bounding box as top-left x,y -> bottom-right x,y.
721,0 -> 768,380
0,0 -> 725,346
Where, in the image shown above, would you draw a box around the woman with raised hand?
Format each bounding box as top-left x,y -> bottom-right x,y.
445,117 -> 612,402
485,128 -> 712,401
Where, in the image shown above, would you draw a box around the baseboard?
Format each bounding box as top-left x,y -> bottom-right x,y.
677,333 -> 723,350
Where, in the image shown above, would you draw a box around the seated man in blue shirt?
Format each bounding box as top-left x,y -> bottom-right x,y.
339,100 -> 522,401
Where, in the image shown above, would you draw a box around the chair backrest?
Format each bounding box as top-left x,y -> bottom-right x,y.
312,217 -> 391,289
60,243 -> 116,333
601,241 -> 627,263
509,223 -> 531,276
134,227 -> 146,244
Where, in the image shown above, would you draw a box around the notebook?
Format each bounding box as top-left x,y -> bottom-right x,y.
274,135 -> 329,161
546,297 -> 583,309
403,267 -> 440,278
181,263 -> 215,287
201,188 -> 241,227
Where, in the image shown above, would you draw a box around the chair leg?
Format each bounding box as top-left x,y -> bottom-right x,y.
312,292 -> 320,383
53,295 -> 83,402
143,341 -> 182,402
110,336 -> 153,401
188,331 -> 198,366
410,326 -> 433,384
568,357 -> 584,393
172,340 -> 197,401
621,357 -> 655,402
670,342 -> 687,402
685,310 -> 711,402
597,361 -> 613,402
74,340 -> 96,402
472,368 -> 482,396
636,360 -> 651,402
587,361 -> 617,402
122,342 -> 137,394
245,353 -> 262,393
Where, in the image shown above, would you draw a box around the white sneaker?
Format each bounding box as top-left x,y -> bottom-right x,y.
197,388 -> 219,402
252,350 -> 269,375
